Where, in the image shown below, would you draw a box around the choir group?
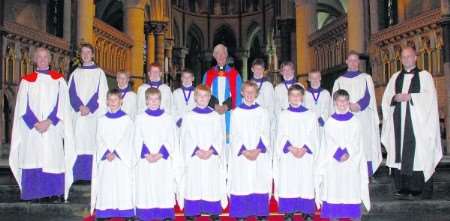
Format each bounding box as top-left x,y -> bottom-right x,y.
8,43 -> 442,221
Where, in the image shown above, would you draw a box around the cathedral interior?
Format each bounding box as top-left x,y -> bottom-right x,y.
1,0 -> 450,220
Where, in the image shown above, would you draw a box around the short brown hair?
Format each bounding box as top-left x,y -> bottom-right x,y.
145,87 -> 161,100
149,63 -> 162,70
107,88 -> 122,99
181,69 -> 195,76
194,84 -> 211,97
241,80 -> 259,94
347,50 -> 360,59
79,43 -> 95,54
288,84 -> 305,95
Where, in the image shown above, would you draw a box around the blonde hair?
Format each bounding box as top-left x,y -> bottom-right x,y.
145,88 -> 161,100
241,80 -> 259,95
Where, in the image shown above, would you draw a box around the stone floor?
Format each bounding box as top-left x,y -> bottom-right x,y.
0,158 -> 449,221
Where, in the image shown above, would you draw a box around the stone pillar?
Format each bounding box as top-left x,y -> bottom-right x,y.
63,0 -> 71,42
155,31 -> 165,66
347,0 -> 365,54
174,47 -> 189,70
237,50 -> 250,81
278,19 -> 295,62
442,0 -> 450,153
397,0 -> 408,23
0,0 -> 4,149
295,0 -> 316,76
145,22 -> 167,67
369,0 -> 379,34
146,33 -> 156,70
125,3 -> 145,87
77,0 -> 94,44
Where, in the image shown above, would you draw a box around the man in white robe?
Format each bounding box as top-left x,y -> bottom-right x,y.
274,61 -> 299,117
274,84 -> 319,221
116,71 -> 137,119
90,89 -> 134,220
137,63 -> 173,114
304,70 -> 331,130
331,52 -> 382,177
229,81 -> 271,221
381,47 -> 442,200
315,89 -> 370,220
9,48 -> 76,202
134,88 -> 180,221
179,85 -> 227,221
172,69 -> 196,129
68,43 -> 108,182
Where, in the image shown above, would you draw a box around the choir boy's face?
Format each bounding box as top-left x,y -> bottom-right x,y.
148,66 -> 161,81
181,72 -> 194,86
335,96 -> 350,113
288,90 -> 303,107
280,65 -> 295,80
80,47 -> 94,64
251,65 -> 265,79
346,54 -> 360,71
242,86 -> 257,104
107,94 -> 122,112
117,73 -> 129,89
195,90 -> 210,108
35,50 -> 50,69
146,94 -> 161,110
308,72 -> 321,87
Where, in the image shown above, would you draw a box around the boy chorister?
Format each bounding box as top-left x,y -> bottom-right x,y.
228,81 -> 271,221
134,88 -> 180,221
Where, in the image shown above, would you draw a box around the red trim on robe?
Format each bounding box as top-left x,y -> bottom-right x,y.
22,71 -> 64,82
204,67 -> 239,109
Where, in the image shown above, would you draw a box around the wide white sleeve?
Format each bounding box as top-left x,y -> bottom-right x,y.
96,69 -> 109,116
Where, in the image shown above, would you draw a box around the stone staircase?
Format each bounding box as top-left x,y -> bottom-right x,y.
0,158 -> 449,221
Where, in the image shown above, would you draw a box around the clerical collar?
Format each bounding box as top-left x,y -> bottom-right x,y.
36,68 -> 50,75
216,65 -> 229,72
284,78 -> 296,84
182,85 -> 195,91
145,108 -> 164,116
193,106 -> 213,114
80,64 -> 98,69
403,66 -> 419,74
342,70 -> 360,78
105,109 -> 126,119
307,86 -> 322,93
148,80 -> 162,88
288,105 -> 308,112
331,112 -> 353,121
252,77 -> 266,83
239,102 -> 259,110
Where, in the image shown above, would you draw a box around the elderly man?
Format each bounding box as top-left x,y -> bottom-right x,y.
9,47 -> 76,203
381,47 -> 442,200
331,51 -> 382,178
203,44 -> 242,142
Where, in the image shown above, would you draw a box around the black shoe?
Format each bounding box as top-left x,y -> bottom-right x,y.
393,191 -> 408,200
302,214 -> 313,221
257,216 -> 267,221
163,218 -> 173,221
284,213 -> 294,221
236,218 -> 246,221
186,216 -> 196,221
210,215 -> 220,221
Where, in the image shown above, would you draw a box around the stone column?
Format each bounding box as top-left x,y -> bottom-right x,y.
125,3 -> 145,87
278,19 -> 295,62
146,33 -> 156,70
369,0 -> 379,34
397,0 -> 408,23
145,22 -> 167,67
237,50 -> 250,81
77,0 -> 94,44
442,0 -> 450,153
347,0 -> 365,54
295,0 -> 316,76
63,0 -> 71,42
174,47 -> 189,70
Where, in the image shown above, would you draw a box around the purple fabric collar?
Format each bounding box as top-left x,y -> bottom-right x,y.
239,102 -> 259,110
331,112 -> 353,121
105,109 -> 126,119
193,106 -> 213,114
182,85 -> 195,91
145,108 -> 164,116
307,87 -> 322,93
284,78 -> 296,85
252,77 -> 266,83
80,64 -> 98,69
36,68 -> 50,75
288,105 -> 308,112
342,70 -> 361,78
148,80 -> 162,88
118,86 -> 131,98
